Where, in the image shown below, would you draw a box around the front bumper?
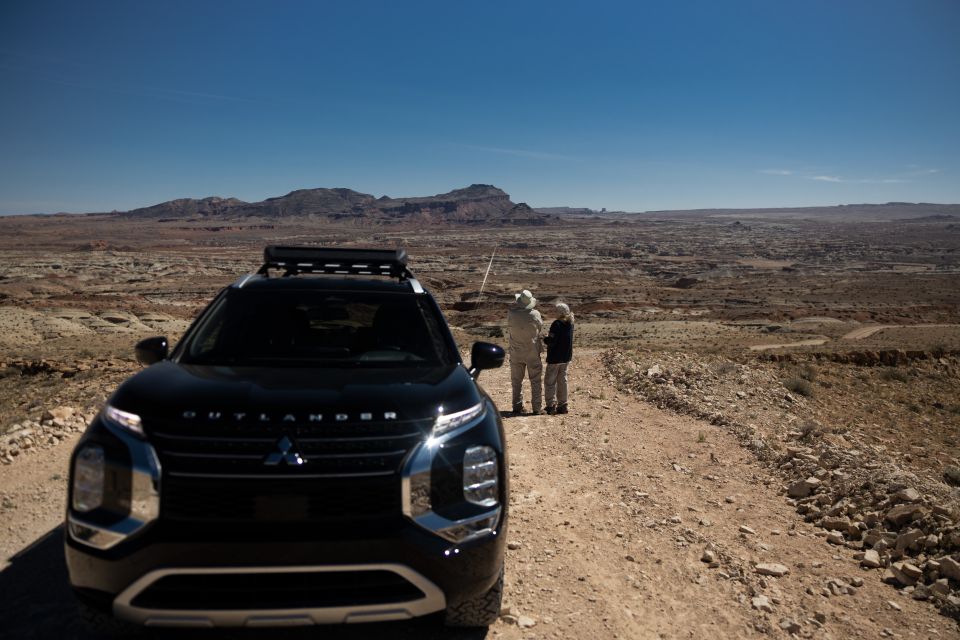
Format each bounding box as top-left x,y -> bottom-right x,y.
65,401 -> 508,626
66,522 -> 505,626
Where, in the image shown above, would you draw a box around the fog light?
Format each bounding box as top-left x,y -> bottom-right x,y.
72,445 -> 105,512
438,513 -> 499,543
463,445 -> 498,507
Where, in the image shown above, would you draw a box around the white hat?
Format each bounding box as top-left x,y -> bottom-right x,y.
514,289 -> 536,310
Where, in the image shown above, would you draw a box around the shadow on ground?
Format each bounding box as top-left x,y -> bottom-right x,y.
0,527 -> 488,640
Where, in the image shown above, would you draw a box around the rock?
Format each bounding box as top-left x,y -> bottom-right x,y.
755,563 -> 790,577
888,562 -> 919,586
701,549 -> 717,563
944,465 -> 960,487
646,364 -> 662,377
895,529 -> 925,553
885,504 -> 923,527
861,550 -> 882,568
507,542 -> 522,550
938,556 -> 960,581
826,532 -> 845,545
893,487 -> 921,504
887,600 -> 901,611
821,516 -> 850,531
899,562 -> 922,580
752,595 -> 774,613
779,618 -> 801,634
930,579 -> 951,597
739,525 -> 756,535
42,406 -> 75,422
517,615 -> 536,628
850,577 -> 864,587
787,477 -> 821,498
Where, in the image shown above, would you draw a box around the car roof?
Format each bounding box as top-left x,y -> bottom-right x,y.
230,273 -> 424,294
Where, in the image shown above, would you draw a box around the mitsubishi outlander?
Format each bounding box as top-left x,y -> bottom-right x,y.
65,246 -> 508,630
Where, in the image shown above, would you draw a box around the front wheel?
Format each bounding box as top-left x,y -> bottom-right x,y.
443,565 -> 504,628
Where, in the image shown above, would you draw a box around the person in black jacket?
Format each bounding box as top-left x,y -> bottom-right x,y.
543,302 -> 574,415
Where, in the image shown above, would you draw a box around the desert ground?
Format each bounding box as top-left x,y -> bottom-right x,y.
0,209 -> 959,638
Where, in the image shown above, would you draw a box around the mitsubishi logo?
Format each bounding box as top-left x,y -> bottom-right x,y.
264,436 -> 304,466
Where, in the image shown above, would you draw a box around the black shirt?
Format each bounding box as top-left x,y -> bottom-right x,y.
544,319 -> 573,364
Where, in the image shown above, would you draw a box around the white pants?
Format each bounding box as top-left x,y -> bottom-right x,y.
544,362 -> 569,407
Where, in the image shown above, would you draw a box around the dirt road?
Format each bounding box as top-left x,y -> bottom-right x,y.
0,350 -> 953,639
841,326 -> 893,341
749,339 -> 829,351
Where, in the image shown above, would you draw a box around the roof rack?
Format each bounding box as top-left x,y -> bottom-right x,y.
257,246 -> 414,280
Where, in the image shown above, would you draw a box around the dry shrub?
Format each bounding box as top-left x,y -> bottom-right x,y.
880,367 -> 909,383
783,377 -> 814,397
798,364 -> 818,382
713,361 -> 737,376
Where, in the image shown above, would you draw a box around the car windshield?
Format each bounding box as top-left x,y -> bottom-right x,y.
179,289 -> 454,367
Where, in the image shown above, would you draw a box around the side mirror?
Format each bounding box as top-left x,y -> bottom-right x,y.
135,336 -> 168,366
469,341 -> 505,379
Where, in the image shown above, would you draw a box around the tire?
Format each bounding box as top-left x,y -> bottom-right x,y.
443,565 -> 504,628
75,597 -> 141,638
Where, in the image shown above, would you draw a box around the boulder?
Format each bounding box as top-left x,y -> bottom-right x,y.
752,595 -> 774,613
895,528 -> 925,553
821,516 -> 850,531
938,556 -> 960,582
885,504 -> 923,527
861,549 -> 882,568
788,477 -> 821,498
755,563 -> 790,577
944,466 -> 960,487
888,561 -> 919,586
42,406 -> 75,422
892,488 -> 921,504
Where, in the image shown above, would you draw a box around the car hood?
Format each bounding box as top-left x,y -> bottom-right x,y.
108,361 -> 482,427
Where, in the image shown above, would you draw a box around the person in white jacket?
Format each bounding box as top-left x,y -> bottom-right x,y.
507,289 -> 544,415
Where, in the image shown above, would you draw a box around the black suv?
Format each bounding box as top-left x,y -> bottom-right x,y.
65,247 -> 508,629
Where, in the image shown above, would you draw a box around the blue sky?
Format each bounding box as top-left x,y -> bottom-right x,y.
1,0 -> 958,214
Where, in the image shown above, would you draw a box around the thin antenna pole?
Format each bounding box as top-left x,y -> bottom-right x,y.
475,246 -> 497,310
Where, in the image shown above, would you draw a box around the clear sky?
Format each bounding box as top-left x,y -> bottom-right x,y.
1,0 -> 958,214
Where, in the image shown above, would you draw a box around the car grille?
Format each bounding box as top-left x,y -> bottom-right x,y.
146,418 -> 427,527
130,570 -> 425,611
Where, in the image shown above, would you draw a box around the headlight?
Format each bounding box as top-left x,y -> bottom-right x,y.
103,405 -> 144,437
434,402 -> 484,437
72,445 -> 105,512
463,445 -> 498,507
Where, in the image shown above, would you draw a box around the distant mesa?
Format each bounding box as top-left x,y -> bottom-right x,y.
534,206 -> 600,216
117,184 -> 557,226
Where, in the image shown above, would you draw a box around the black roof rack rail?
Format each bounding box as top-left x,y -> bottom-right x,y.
258,246 -> 414,280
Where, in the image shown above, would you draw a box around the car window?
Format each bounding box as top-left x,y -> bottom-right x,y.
181,290 -> 453,367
